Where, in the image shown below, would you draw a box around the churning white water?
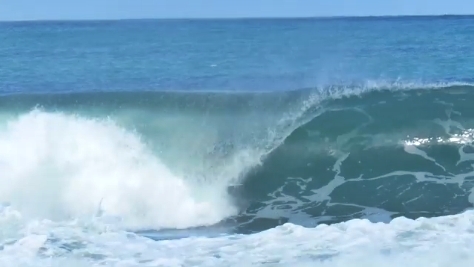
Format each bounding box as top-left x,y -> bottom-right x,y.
1,106 -> 474,267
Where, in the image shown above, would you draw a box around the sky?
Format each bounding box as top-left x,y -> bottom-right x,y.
0,0 -> 473,21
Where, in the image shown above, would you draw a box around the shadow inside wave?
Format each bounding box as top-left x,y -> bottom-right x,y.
229,87 -> 474,234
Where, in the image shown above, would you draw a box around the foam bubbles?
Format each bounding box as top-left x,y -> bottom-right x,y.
3,208 -> 474,266
110,210 -> 474,267
0,110 -> 237,230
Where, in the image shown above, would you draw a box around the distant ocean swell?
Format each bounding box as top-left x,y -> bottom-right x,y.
1,81 -> 474,233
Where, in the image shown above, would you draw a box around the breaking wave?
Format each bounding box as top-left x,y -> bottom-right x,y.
0,81 -> 474,233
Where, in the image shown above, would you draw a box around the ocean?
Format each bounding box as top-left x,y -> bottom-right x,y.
1,15 -> 474,266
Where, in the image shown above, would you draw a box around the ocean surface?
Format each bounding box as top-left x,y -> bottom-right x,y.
1,15 -> 474,266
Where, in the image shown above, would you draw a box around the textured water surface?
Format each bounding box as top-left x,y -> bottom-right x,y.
1,16 -> 474,266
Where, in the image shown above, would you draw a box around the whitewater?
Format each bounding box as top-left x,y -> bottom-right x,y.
3,16 -> 474,266
1,82 -> 474,266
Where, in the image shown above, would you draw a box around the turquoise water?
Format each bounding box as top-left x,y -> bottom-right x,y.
2,16 -> 474,266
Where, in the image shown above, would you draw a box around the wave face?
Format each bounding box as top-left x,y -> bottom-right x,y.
237,83 -> 474,232
1,83 -> 474,235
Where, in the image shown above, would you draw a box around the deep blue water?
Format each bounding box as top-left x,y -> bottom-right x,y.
1,16 -> 474,95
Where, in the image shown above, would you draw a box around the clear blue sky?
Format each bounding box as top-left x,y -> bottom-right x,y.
1,0 -> 473,21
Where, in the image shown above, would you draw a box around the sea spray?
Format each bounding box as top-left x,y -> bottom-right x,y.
0,110 -> 236,229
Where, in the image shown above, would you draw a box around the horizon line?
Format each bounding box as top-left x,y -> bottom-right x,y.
1,13 -> 473,23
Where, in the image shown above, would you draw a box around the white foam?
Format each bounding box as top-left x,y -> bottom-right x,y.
0,110 -> 237,230
112,210 -> 474,266
3,208 -> 474,266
